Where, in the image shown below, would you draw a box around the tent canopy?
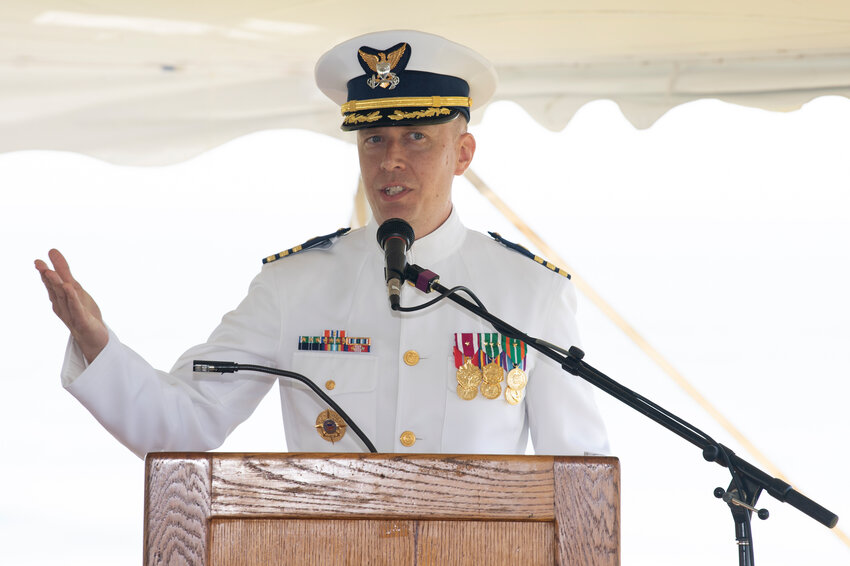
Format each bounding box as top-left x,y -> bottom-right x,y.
2,1 -> 850,164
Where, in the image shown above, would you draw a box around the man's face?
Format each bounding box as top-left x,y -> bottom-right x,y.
356,119 -> 476,239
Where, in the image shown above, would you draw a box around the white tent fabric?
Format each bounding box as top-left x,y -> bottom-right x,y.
2,1 -> 850,164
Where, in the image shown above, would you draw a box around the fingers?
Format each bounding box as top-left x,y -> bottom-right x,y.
63,282 -> 89,325
35,249 -> 74,301
36,257 -> 59,301
35,250 -> 78,323
47,274 -> 74,322
48,248 -> 75,284
38,266 -> 60,306
35,250 -> 110,362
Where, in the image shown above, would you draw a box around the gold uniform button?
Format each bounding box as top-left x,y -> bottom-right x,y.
399,431 -> 416,447
325,380 -> 336,390
403,350 -> 420,366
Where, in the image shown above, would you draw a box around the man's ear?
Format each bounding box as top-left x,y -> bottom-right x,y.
454,132 -> 476,176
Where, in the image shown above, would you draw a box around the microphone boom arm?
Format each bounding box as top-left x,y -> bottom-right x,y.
193,360 -> 378,453
401,263 -> 839,532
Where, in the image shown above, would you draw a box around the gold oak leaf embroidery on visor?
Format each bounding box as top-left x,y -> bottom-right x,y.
388,107 -> 452,121
343,111 -> 383,125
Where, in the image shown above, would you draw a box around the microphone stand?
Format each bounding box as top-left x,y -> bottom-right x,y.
193,360 -> 378,453
401,264 -> 838,566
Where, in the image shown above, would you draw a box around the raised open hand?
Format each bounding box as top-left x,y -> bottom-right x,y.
35,249 -> 109,363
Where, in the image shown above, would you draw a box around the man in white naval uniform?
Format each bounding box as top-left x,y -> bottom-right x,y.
35,30 -> 609,458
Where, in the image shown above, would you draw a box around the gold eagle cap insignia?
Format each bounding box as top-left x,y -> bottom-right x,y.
358,43 -> 407,73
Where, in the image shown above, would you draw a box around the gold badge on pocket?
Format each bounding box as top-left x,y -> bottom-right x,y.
315,409 -> 347,443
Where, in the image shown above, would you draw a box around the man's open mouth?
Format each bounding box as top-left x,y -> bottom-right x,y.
383,185 -> 406,196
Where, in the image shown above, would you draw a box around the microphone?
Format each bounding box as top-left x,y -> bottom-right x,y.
193,360 -> 238,373
376,218 -> 415,310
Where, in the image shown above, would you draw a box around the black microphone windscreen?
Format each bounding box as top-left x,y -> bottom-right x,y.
377,218 -> 415,248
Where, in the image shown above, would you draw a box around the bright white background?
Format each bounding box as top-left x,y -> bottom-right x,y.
1,98 -> 848,564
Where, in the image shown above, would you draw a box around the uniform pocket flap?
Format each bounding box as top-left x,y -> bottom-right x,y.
290,352 -> 378,394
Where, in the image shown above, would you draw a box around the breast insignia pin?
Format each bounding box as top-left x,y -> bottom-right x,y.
315,409 -> 347,443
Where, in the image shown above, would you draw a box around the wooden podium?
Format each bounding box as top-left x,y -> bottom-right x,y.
144,453 -> 619,565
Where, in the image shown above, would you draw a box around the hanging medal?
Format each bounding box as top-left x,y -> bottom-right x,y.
455,332 -> 482,400
502,335 -> 528,405
479,332 -> 504,399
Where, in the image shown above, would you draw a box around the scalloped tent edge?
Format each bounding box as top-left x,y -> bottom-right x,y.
1,3 -> 849,165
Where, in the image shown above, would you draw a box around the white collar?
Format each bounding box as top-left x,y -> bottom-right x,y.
363,207 -> 466,267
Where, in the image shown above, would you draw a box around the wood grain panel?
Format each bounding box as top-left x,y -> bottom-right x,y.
144,453 -> 620,565
416,519 -> 554,565
209,518 -> 554,566
553,458 -> 620,566
145,454 -> 212,566
211,453 -> 556,520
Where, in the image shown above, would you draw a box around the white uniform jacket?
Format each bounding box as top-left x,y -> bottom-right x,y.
62,210 -> 609,458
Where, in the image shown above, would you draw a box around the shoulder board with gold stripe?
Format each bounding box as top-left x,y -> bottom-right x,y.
263,227 -> 351,264
488,231 -> 571,279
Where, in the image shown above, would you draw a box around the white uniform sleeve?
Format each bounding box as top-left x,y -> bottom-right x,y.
61,267 -> 282,458
526,275 -> 610,456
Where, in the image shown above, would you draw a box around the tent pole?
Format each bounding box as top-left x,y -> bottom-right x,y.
350,175 -> 370,229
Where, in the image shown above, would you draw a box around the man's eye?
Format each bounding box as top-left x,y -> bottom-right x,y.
365,135 -> 382,144
409,132 -> 425,140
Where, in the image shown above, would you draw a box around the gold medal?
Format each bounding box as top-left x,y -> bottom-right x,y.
506,367 -> 528,390
454,333 -> 485,400
505,387 -> 524,405
502,336 -> 529,402
480,381 -> 502,399
457,383 -> 478,400
315,409 -> 347,443
482,361 -> 504,384
456,358 -> 482,389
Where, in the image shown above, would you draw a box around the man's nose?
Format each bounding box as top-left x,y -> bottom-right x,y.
380,140 -> 405,171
